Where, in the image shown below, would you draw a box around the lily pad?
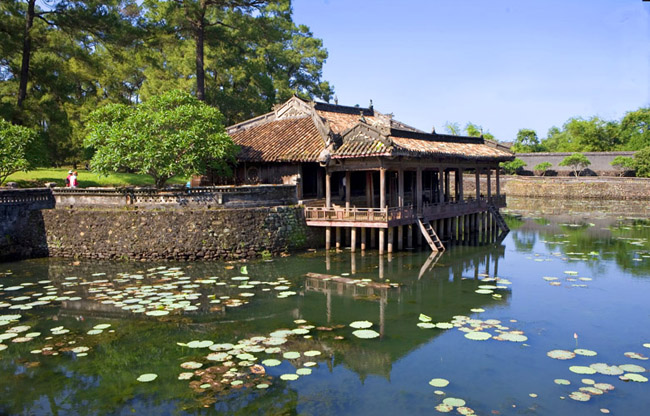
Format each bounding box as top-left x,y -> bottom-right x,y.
280,373 -> 299,381
590,363 -> 623,375
436,322 -> 454,329
145,310 -> 169,316
442,397 -> 466,407
296,368 -> 312,376
429,378 -> 450,388
574,349 -> 597,357
262,359 -> 281,367
417,322 -> 436,329
569,366 -> 596,375
352,329 -> 380,339
434,404 -> 453,413
464,331 -> 491,341
137,373 -> 158,382
547,350 -> 576,360
618,364 -> 645,373
569,391 -> 591,401
282,351 -> 301,359
554,379 -> 571,385
349,320 -> 373,329
419,314 -> 432,322
622,373 -> 648,382
304,350 -> 321,357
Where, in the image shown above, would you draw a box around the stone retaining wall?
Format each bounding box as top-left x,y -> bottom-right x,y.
502,177 -> 650,200
15,206 -> 322,261
1,189 -> 55,261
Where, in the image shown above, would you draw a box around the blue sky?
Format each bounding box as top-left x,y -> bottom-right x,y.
292,0 -> 649,142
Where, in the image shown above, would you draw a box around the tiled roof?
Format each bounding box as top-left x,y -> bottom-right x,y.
316,109 -> 381,134
229,116 -> 324,162
390,136 -> 512,160
226,97 -> 514,163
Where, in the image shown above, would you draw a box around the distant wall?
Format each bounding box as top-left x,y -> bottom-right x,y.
503,177 -> 650,200
16,206 -> 322,261
0,189 -> 55,261
515,151 -> 636,176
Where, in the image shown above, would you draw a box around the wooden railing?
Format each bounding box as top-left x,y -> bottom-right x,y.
304,194 -> 507,225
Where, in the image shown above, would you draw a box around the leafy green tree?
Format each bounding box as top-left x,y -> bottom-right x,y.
443,122 -> 461,135
632,146 -> 650,178
610,156 -> 635,177
464,122 -> 495,141
533,161 -> 552,176
85,90 -> 239,188
513,129 -> 544,153
500,158 -> 527,175
620,108 -> 650,150
0,119 -> 37,185
559,153 -> 591,177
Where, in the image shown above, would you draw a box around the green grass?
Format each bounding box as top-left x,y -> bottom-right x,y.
5,168 -> 186,188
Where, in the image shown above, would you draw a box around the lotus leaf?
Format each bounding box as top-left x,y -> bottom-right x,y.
442,397 -> 466,407
352,329 -> 380,339
464,331 -> 491,341
618,364 -> 645,373
137,373 -> 157,382
547,350 -> 575,360
280,373 -> 299,381
428,378 -> 449,388
283,351 -> 300,359
349,320 -> 373,329
623,373 -> 648,382
574,349 -> 597,357
569,366 -> 596,375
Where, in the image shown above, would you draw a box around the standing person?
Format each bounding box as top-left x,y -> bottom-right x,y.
65,170 -> 73,187
70,171 -> 78,188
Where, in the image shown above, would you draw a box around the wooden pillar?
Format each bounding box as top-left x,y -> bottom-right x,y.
335,227 -> 341,249
325,227 -> 331,250
398,226 -> 403,250
416,167 -> 423,216
407,224 -> 413,248
371,227 -> 376,248
380,168 -> 386,209
487,168 -> 492,203
438,169 -> 444,203
326,170 -> 332,208
475,168 -> 480,200
496,168 -> 501,202
351,227 -> 357,253
345,171 -> 351,211
379,228 -> 385,255
444,170 -> 450,202
387,227 -> 394,253
397,168 -> 404,208
361,227 -> 366,251
458,168 -> 464,202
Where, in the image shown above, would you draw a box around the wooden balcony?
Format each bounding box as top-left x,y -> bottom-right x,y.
304,195 -> 506,228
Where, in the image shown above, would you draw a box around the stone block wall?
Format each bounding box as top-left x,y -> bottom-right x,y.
13,206 -> 322,262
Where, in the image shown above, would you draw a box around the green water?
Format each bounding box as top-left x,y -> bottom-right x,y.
1,210 -> 649,415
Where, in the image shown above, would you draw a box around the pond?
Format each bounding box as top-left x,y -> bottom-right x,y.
1,205 -> 649,415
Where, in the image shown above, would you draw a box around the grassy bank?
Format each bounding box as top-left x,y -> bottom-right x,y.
5,168 -> 186,188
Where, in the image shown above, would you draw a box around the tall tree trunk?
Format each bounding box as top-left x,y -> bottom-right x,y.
17,0 -> 36,110
195,24 -> 205,101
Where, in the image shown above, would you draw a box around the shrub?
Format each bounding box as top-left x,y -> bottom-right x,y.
558,153 -> 591,177
533,162 -> 553,176
500,158 -> 527,175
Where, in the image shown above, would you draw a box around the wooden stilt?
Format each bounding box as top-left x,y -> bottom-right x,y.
407,224 -> 413,248
351,227 -> 357,253
379,228 -> 385,255
387,227 -> 394,253
361,227 -> 366,251
325,226 -> 331,250
336,227 -> 341,250
397,225 -> 403,251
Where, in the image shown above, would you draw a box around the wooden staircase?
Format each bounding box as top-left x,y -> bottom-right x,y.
488,205 -> 510,234
417,218 -> 445,252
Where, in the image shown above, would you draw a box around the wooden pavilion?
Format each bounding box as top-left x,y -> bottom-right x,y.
226,96 -> 515,253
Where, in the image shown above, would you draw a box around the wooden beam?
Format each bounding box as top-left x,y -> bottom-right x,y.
380,168 -> 386,209
326,170 -> 331,208
345,171 -> 351,211
416,167 -> 423,216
